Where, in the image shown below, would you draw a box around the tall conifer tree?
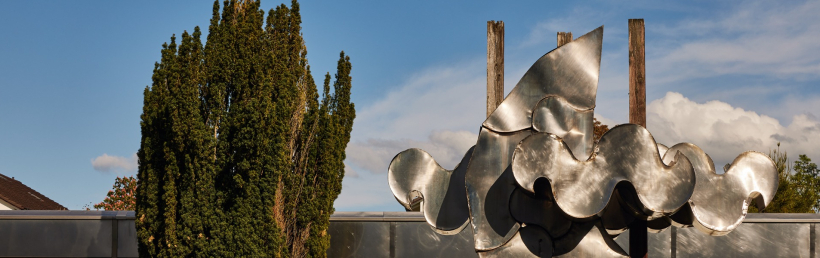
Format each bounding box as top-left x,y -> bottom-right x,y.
137,0 -> 354,256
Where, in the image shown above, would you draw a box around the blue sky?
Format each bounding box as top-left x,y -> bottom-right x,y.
1,0 -> 818,211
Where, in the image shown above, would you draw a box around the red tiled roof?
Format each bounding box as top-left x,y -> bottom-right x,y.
0,173 -> 66,210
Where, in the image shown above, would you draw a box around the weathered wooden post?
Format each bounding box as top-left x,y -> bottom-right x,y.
629,19 -> 646,128
628,18 -> 648,258
557,32 -> 573,47
487,21 -> 504,118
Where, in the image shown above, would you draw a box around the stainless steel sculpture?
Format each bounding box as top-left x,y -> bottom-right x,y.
386,25 -> 778,257
388,148 -> 472,234
513,127 -> 696,220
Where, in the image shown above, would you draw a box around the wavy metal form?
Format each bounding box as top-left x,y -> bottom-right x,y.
512,125 -> 696,220
465,26 -> 605,251
478,221 -> 628,258
552,221 -> 628,257
385,22 -> 779,256
477,225 -> 553,258
660,143 -> 778,236
509,188 -> 572,239
532,96 -> 595,160
483,26 -> 603,133
387,148 -> 472,234
465,128 -> 531,250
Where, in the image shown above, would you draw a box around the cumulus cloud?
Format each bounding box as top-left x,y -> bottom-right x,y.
648,92 -> 820,167
91,153 -> 138,174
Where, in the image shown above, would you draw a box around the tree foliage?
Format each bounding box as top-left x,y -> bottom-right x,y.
88,176 -> 137,211
592,117 -> 609,143
751,143 -> 819,213
136,0 -> 355,256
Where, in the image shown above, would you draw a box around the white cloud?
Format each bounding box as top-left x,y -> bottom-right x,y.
351,59 -> 486,141
648,92 -> 820,167
336,171 -> 399,211
339,130 -> 476,211
346,130 -> 477,175
337,58 -> 487,210
91,153 -> 137,174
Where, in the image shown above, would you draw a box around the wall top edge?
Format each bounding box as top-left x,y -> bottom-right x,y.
329,211 -> 820,223
0,210 -> 135,220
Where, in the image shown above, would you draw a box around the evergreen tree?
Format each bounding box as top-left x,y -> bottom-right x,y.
136,0 -> 354,256
751,144 -> 819,213
136,27 -> 214,257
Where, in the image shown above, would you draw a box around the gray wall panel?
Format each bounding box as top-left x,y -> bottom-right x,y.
648,228 -> 671,258
327,221 -> 390,258
393,222 -> 478,258
677,223 -> 810,258
611,227 -> 671,257
0,211 -> 816,257
117,220 -> 138,258
0,220 -> 112,257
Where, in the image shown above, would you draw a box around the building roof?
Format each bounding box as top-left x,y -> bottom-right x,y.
0,173 -> 66,210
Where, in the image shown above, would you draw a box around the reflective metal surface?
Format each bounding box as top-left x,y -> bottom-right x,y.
676,223 -> 810,257
395,222 -> 478,257
381,23 -> 781,256
327,213 -> 820,257
483,27 -> 603,133
478,225 -> 553,258
553,222 -> 628,257
465,127 -> 532,250
661,143 -> 778,235
512,125 -> 695,219
509,188 -> 572,239
531,96 -> 595,160
388,147 -> 472,233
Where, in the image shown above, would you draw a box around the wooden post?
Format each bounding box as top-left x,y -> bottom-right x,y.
628,18 -> 648,258
629,19 -> 646,128
487,21 -> 504,118
557,32 -> 573,47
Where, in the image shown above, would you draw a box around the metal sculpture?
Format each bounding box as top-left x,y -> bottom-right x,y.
386,26 -> 778,257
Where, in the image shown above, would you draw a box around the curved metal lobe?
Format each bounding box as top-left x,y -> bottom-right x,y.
478,225 -> 553,258
512,124 -> 696,220
483,26 -> 603,133
465,127 -> 532,250
661,143 -> 778,236
509,188 -> 572,239
532,96 -> 595,160
388,148 -> 471,233
553,221 -> 628,257
599,190 -> 637,235
657,143 -> 668,157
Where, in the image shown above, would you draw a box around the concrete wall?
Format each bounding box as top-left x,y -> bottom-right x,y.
0,211 -> 815,257
0,210 -> 136,258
